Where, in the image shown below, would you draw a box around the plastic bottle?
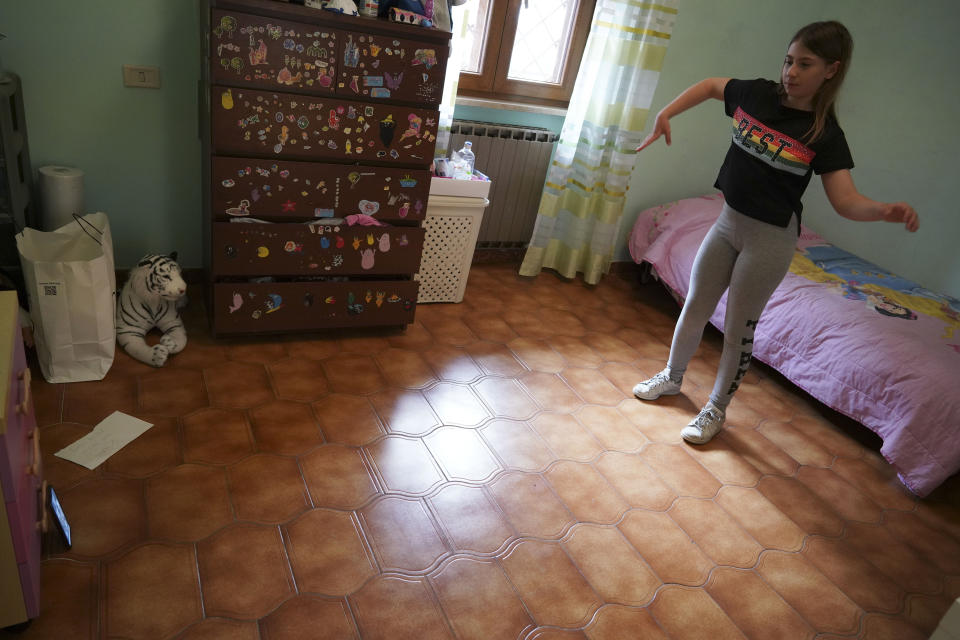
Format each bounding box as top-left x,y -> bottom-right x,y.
451,141 -> 475,179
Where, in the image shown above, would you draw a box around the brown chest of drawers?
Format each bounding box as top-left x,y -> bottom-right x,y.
201,0 -> 449,335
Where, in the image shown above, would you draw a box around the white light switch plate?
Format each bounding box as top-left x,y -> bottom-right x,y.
122,65 -> 160,89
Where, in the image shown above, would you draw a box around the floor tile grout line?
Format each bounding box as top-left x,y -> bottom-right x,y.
95,558 -> 104,640
272,523 -> 300,601
706,565 -> 822,640
56,498 -> 954,629
191,542 -> 206,624
51,459 -> 913,566
492,554 -> 541,640
352,505 -> 385,586
423,485 -> 523,559
420,568 -> 464,640
30,267 -> 960,639
43,438 -> 943,593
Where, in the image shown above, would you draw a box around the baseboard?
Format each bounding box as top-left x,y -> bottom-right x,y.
608,261 -> 643,275
472,248 -> 525,264
469,251 -> 643,275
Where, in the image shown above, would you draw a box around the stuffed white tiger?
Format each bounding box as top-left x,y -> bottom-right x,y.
116,253 -> 187,367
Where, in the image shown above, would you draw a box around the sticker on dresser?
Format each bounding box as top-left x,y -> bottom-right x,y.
211,10 -> 337,94
212,281 -> 419,332
211,86 -> 439,165
212,222 -> 424,276
211,157 -> 430,222
338,32 -> 447,104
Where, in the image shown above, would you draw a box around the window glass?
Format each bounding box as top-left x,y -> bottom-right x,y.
506,0 -> 578,84
457,0 -> 490,75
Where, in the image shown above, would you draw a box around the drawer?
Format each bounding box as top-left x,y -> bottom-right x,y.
18,554 -> 40,619
212,222 -> 425,276
5,470 -> 38,564
212,280 -> 419,334
211,85 -> 438,166
209,9 -> 338,95
338,31 -> 447,105
212,156 -> 430,223
0,336 -> 35,505
0,419 -> 23,505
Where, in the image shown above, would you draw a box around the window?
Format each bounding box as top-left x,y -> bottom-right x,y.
455,0 -> 596,107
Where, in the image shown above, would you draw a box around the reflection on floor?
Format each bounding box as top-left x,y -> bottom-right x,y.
8,263 -> 959,640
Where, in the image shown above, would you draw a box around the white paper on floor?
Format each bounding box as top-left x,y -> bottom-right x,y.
54,411 -> 153,470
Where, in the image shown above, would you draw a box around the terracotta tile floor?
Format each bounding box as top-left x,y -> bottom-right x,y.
5,263 -> 960,640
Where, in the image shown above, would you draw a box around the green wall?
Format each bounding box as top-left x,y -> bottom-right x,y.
458,2 -> 959,299
1,1 -> 957,299
0,0 -> 201,269
623,0 -> 959,299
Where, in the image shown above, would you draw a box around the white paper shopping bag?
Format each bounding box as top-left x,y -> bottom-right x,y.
16,212 -> 116,382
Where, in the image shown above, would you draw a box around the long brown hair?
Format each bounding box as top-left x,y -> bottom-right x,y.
783,21 -> 854,143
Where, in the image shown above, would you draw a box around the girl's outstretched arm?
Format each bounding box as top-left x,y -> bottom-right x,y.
821,169 -> 919,232
636,77 -> 731,151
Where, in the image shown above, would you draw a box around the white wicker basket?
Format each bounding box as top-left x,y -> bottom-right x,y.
416,194 -> 489,303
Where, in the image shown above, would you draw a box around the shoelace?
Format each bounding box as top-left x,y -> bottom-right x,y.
647,371 -> 672,388
690,408 -> 721,432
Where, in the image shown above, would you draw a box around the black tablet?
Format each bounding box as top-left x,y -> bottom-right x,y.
48,485 -> 72,549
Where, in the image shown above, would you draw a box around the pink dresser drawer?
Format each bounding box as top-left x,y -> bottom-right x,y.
18,556 -> 40,619
5,465 -> 39,564
1,327 -> 35,504
0,292 -> 41,624
17,480 -> 42,619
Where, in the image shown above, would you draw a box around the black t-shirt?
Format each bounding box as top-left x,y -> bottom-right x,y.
713,78 -> 854,227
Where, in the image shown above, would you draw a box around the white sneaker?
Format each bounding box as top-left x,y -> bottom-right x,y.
681,402 -> 726,444
633,369 -> 682,400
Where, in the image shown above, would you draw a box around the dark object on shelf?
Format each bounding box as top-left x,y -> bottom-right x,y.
377,0 -> 424,16
0,72 -> 36,303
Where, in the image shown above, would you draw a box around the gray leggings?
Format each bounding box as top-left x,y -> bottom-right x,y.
667,202 -> 798,408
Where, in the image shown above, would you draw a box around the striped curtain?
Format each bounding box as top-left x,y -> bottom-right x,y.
435,5 -> 466,159
519,0 -> 679,284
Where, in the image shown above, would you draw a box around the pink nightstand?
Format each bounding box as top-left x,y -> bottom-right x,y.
0,290 -> 42,627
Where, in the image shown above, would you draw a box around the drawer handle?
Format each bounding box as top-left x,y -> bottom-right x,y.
37,480 -> 49,533
26,428 -> 40,477
16,367 -> 31,415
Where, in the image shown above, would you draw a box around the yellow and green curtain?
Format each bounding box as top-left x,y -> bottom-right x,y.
519,0 -> 679,284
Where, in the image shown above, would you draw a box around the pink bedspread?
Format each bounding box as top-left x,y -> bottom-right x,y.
629,193 -> 960,496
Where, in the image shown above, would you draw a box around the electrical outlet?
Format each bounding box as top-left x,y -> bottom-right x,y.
122,65 -> 160,89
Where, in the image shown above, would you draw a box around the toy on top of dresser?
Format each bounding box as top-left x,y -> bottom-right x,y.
116,253 -> 188,367
308,0 -> 359,15
379,0 -> 434,26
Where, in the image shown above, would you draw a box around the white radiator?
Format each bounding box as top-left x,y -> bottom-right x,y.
448,121 -> 559,248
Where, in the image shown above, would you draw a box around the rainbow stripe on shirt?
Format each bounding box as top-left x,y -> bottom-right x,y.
731,107 -> 815,176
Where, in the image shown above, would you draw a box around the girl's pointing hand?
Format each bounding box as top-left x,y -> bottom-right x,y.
637,111 -> 672,152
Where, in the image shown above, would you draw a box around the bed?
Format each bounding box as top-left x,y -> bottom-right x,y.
628,192 -> 960,497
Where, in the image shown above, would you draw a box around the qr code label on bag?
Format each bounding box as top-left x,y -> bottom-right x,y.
41,282 -> 60,296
